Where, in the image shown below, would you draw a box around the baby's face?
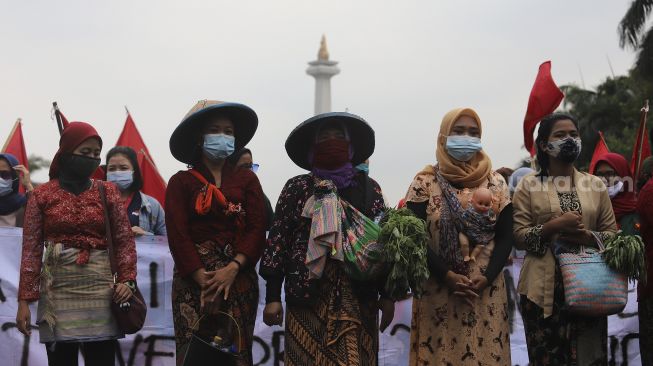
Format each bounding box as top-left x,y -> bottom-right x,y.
471,190 -> 493,213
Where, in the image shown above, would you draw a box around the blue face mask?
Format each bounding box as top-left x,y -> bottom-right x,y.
356,163 -> 369,175
107,170 -> 134,191
0,178 -> 13,197
445,135 -> 482,162
203,134 -> 235,161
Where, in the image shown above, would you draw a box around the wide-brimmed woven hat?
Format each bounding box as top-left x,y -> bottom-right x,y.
170,100 -> 258,164
285,112 -> 374,170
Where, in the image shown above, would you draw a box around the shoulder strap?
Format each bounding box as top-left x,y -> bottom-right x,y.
98,182 -> 119,277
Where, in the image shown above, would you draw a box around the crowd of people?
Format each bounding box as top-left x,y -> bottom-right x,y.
2,100 -> 652,365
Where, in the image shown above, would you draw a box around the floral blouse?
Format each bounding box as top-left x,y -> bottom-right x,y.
259,173 -> 385,305
18,180 -> 137,301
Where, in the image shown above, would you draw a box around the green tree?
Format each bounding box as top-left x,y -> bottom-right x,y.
27,154 -> 50,173
560,73 -> 651,170
619,0 -> 653,79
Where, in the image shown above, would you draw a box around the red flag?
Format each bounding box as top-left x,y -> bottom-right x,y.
523,61 -> 564,156
2,119 -> 29,193
116,113 -> 154,163
589,131 -> 610,173
139,153 -> 167,206
631,102 -> 651,179
115,112 -> 166,205
2,119 -> 29,168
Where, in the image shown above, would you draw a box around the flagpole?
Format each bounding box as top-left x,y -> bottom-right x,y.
53,102 -> 64,136
2,118 -> 21,152
125,105 -> 130,116
139,148 -> 159,170
635,100 -> 650,181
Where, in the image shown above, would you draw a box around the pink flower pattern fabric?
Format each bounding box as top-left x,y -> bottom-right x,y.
18,180 -> 136,301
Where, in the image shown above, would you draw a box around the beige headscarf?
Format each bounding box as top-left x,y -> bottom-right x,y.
430,107 -> 493,188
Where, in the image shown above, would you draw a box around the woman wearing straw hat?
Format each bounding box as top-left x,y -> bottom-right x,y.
403,108 -> 514,365
166,100 -> 267,365
16,122 -> 137,365
259,112 -> 394,366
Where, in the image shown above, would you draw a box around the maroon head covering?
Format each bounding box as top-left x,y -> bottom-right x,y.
593,152 -> 637,221
49,122 -> 103,180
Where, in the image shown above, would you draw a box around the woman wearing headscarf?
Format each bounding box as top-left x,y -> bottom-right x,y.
228,148 -> 274,230
0,152 -> 33,227
513,113 -> 617,365
106,146 -> 166,236
259,112 -> 394,366
165,100 -> 267,366
592,152 -> 639,235
404,108 -> 513,365
16,122 -> 137,366
636,156 -> 653,365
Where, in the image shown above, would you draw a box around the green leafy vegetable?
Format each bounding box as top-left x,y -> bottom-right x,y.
378,207 -> 430,300
602,231 -> 647,284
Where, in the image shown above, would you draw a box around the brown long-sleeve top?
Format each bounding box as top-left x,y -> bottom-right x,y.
18,180 -> 137,301
165,163 -> 267,278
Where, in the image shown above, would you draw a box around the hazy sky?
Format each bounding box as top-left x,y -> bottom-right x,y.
0,0 -> 638,205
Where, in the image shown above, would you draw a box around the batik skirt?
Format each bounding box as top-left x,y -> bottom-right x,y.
284,260 -> 379,366
172,241 -> 259,366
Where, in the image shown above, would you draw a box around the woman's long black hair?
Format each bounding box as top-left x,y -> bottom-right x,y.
106,146 -> 144,192
535,112 -> 579,176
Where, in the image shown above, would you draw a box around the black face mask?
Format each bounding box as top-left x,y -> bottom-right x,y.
60,153 -> 101,180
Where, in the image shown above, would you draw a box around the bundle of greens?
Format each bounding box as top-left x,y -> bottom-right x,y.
378,207 -> 430,300
602,231 -> 647,283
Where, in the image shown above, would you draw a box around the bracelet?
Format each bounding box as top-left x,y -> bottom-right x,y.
231,258 -> 242,271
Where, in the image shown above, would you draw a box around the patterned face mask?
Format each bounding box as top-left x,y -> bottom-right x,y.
546,137 -> 582,163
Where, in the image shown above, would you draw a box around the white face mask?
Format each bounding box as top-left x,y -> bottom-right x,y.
607,180 -> 624,199
0,178 -> 12,197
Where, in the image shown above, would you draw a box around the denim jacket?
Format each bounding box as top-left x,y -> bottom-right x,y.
138,192 -> 167,236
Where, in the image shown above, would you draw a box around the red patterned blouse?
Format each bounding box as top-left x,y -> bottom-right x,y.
18,180 -> 137,301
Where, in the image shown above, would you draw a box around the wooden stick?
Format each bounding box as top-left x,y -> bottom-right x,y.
635,100 -> 650,181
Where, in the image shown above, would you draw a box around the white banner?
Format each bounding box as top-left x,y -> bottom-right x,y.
0,228 -> 642,365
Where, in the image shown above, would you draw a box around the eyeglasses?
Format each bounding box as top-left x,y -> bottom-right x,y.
0,171 -> 15,180
594,172 -> 617,179
241,163 -> 260,173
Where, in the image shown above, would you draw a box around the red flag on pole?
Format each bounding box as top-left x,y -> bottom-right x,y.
589,131 -> 610,174
116,112 -> 154,163
115,110 -> 167,205
523,61 -> 564,156
631,101 -> 651,179
2,119 -> 29,192
2,119 -> 29,168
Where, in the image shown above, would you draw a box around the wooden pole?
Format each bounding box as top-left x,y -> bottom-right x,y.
634,100 -> 650,181
52,102 -> 64,136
